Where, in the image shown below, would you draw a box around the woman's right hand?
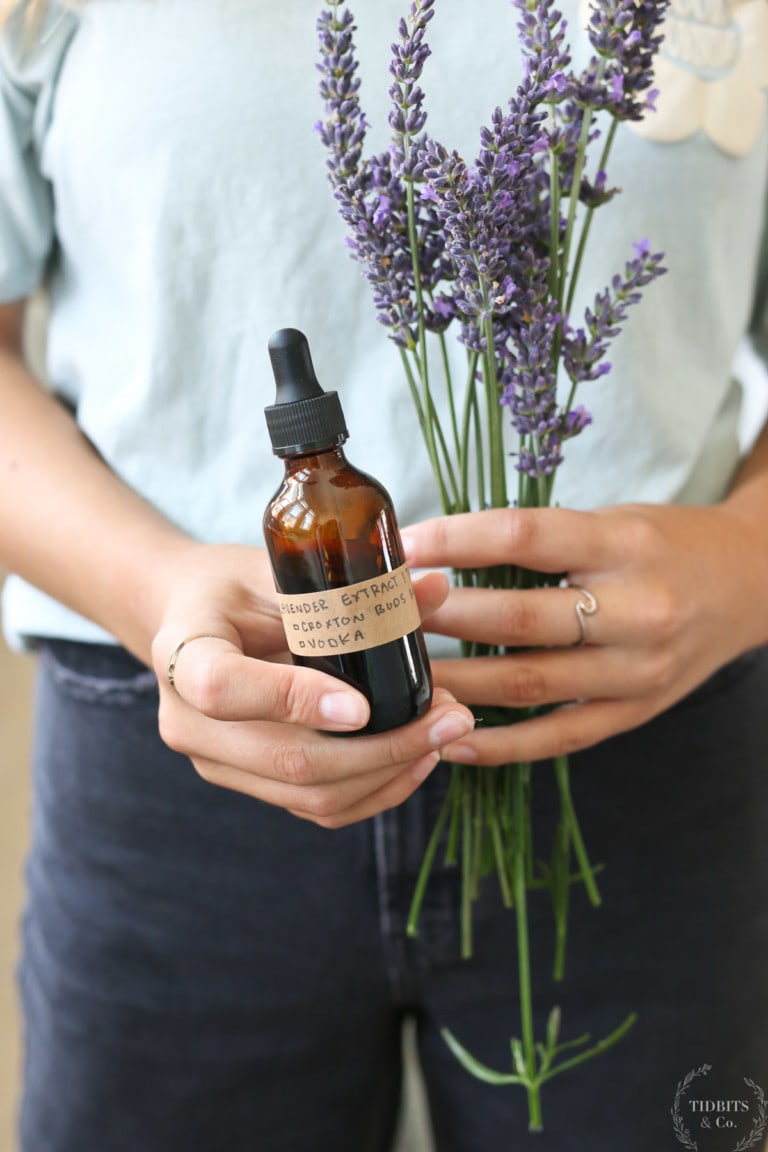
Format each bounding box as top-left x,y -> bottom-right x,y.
151,543 -> 475,828
0,301 -> 473,825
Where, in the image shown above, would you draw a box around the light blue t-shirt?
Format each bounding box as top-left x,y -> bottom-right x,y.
1,0 -> 767,647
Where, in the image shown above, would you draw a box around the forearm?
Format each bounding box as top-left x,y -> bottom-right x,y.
720,418 -> 768,650
0,318 -> 198,663
726,417 -> 768,510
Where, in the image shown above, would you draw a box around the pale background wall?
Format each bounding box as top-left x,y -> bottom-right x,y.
0,632 -> 35,1152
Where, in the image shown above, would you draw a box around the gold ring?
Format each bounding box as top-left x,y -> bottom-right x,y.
167,633 -> 222,693
565,584 -> 598,648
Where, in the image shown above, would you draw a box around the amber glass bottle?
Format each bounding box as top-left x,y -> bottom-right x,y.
263,328 -> 432,735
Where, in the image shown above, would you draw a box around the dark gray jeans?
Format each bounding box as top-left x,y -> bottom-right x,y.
17,640 -> 768,1151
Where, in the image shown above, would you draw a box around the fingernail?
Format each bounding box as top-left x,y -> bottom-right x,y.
319,692 -> 368,728
412,751 -> 440,782
429,710 -> 474,747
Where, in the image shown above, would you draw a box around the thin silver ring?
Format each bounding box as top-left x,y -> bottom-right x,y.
167,633 -> 222,693
565,584 -> 598,648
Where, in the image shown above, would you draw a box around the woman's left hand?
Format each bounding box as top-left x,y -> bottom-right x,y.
401,501 -> 768,765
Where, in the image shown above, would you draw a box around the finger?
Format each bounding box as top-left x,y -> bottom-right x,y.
431,645 -> 672,710
401,507 -> 617,575
422,566 -> 690,652
161,634 -> 372,730
421,579 -> 662,650
160,688 -> 475,787
289,753 -> 446,828
193,748 -> 441,824
442,696 -> 655,766
412,568 -> 450,618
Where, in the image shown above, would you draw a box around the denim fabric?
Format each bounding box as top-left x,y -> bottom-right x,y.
17,641 -> 768,1152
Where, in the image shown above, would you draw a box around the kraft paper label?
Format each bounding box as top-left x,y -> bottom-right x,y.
277,563 -> 422,656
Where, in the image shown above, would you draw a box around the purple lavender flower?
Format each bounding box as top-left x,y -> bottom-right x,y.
416,88 -> 551,352
563,241 -> 666,385
316,3 -> 368,186
336,157 -> 419,346
583,0 -> 669,120
316,2 -> 448,345
388,0 -> 435,172
513,0 -> 574,104
579,167 -> 617,210
500,299 -> 564,478
563,404 -> 593,439
316,0 -> 667,477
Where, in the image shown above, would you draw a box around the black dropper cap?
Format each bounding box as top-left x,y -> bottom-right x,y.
265,328 -> 348,457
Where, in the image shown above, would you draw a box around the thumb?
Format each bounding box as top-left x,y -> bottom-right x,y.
160,633 -> 372,731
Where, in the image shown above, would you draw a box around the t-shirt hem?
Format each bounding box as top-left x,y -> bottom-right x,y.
1,575 -> 117,652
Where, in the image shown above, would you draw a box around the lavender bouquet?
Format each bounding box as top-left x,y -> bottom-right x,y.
317,0 -> 667,1128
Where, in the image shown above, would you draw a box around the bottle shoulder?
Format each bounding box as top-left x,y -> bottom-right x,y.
265,451 -> 393,521
263,447 -> 407,587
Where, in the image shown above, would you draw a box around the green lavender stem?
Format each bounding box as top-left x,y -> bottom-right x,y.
513,761 -> 542,1131
441,1010 -> 637,1092
488,769 -> 513,907
461,767 -> 474,958
406,772 -> 454,938
552,817 -> 571,981
553,755 -> 602,908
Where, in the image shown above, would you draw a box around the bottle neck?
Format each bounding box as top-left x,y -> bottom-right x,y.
281,442 -> 348,476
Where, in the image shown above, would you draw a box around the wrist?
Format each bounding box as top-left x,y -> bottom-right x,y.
138,539 -> 276,670
715,495 -> 768,652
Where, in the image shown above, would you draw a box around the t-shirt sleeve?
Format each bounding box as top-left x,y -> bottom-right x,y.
0,4 -> 77,303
